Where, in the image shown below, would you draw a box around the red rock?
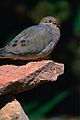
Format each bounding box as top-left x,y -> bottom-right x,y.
0,99 -> 29,120
0,60 -> 64,95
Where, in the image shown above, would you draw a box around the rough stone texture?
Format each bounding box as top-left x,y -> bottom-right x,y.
0,60 -> 64,120
0,99 -> 29,120
0,60 -> 64,95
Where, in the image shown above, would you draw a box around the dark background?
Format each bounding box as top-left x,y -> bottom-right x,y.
0,0 -> 80,119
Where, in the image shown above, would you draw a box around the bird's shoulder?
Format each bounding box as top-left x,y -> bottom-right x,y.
8,24 -> 51,46
14,24 -> 48,39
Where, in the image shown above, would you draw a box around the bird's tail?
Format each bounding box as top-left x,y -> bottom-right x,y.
0,47 -> 17,59
0,48 -> 7,58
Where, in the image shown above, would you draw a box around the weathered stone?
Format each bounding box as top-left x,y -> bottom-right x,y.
0,60 -> 64,95
0,99 -> 29,120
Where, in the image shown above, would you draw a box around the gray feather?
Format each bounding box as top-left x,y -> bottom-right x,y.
3,25 -> 53,54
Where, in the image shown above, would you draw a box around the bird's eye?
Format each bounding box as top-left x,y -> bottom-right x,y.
49,20 -> 52,23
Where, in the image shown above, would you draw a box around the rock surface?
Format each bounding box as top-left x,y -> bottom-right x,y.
0,99 -> 29,120
0,60 -> 64,95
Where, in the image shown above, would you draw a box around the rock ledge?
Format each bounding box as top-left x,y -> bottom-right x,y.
0,60 -> 64,95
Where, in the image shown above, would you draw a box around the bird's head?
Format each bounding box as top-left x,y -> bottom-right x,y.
40,16 -> 60,29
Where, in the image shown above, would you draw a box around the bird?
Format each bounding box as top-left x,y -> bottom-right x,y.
0,16 -> 60,60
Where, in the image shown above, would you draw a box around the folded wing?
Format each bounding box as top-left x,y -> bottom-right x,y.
3,25 -> 52,55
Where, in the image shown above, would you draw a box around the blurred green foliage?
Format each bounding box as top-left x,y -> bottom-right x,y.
73,3 -> 80,37
55,0 -> 71,22
30,0 -> 71,23
30,1 -> 55,23
22,90 -> 70,120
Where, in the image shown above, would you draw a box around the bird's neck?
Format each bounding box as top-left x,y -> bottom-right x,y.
38,23 -> 52,30
38,23 -> 60,34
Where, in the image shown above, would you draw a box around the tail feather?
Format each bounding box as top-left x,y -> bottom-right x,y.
0,48 -> 4,55
0,48 -> 8,58
0,48 -> 18,59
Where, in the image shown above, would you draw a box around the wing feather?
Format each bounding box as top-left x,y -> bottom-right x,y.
4,25 -> 52,54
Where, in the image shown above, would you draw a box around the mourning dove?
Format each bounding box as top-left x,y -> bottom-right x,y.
0,16 -> 60,60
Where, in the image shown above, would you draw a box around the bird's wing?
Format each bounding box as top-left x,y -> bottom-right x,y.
4,25 -> 52,55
